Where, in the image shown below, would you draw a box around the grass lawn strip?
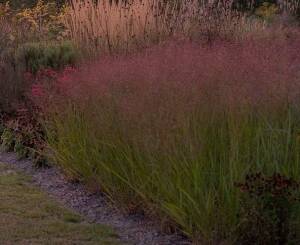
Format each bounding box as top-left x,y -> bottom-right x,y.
0,162 -> 120,245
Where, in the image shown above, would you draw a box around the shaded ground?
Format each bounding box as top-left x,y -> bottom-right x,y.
0,162 -> 119,245
0,152 -> 189,245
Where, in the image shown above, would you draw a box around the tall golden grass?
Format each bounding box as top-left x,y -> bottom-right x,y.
64,0 -> 184,54
64,0 -> 269,56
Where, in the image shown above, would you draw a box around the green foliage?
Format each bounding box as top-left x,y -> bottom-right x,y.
0,125 -> 47,163
0,128 -> 14,152
16,41 -> 77,73
13,137 -> 29,159
0,127 -> 31,159
0,108 -> 47,164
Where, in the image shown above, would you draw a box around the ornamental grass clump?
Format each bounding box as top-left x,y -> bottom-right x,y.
33,31 -> 300,242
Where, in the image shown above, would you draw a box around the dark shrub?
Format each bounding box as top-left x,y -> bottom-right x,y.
235,173 -> 300,244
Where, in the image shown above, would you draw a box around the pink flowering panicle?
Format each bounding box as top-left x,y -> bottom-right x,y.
34,33 -> 300,141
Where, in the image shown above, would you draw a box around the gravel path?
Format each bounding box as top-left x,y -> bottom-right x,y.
0,152 -> 190,245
